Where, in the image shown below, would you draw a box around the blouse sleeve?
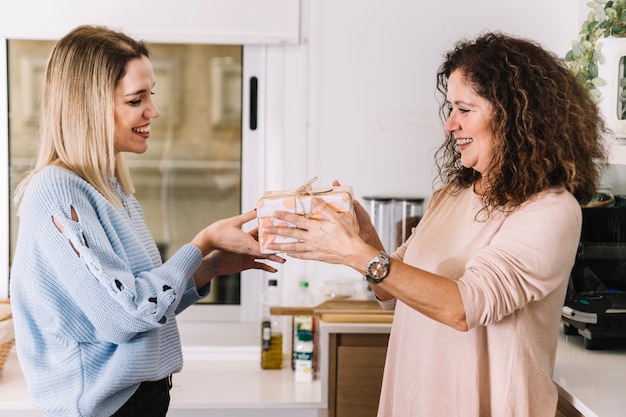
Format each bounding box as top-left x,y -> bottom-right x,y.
21,170 -> 203,344
457,191 -> 581,329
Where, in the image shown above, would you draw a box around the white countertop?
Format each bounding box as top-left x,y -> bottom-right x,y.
553,331 -> 626,417
316,321 -> 626,417
0,345 -> 324,417
1,322 -> 625,417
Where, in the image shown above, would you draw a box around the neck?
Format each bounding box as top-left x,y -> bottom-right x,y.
473,177 -> 485,195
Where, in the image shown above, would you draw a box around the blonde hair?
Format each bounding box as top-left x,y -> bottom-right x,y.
14,25 -> 150,208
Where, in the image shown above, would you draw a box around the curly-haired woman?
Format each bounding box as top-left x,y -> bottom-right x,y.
265,32 -> 608,416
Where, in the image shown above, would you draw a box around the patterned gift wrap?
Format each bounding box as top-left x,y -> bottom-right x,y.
257,179 -> 357,254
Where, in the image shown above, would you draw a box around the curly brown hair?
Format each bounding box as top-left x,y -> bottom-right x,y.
434,32 -> 608,212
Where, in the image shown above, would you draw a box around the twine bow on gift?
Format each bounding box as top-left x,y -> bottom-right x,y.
296,177 -> 318,196
293,177 -> 333,216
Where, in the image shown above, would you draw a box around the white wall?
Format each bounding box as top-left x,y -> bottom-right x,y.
299,0 -> 581,196
0,0 -> 301,43
269,0 -> 587,295
0,0 -> 591,308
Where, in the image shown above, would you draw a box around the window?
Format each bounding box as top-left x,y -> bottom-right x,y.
7,39 -> 244,306
0,0 -> 301,336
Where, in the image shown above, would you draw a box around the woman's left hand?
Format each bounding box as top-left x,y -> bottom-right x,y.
265,197 -> 371,268
199,242 -> 285,276
193,246 -> 285,289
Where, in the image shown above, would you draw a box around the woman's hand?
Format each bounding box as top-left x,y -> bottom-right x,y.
329,180 -> 384,248
193,246 -> 285,289
191,209 -> 267,257
191,209 -> 286,288
265,197 -> 375,270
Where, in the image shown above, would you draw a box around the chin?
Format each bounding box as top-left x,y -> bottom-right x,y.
132,144 -> 149,154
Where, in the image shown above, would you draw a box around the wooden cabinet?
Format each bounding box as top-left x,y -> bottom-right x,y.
555,392 -> 585,417
327,333 -> 389,417
325,331 -> 582,417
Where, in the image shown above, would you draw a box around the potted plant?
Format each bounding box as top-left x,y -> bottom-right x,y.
565,0 -> 626,103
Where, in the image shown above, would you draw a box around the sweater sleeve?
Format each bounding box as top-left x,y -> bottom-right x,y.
18,168 -> 203,344
457,190 -> 581,329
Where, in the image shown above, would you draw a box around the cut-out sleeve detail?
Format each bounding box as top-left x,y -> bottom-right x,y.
9,165 -> 212,417
52,215 -> 81,257
49,206 -> 181,332
15,166 -> 204,344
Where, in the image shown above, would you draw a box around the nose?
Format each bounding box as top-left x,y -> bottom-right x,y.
145,97 -> 160,119
445,110 -> 458,133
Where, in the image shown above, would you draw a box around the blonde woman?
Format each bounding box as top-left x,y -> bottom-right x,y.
10,25 -> 284,417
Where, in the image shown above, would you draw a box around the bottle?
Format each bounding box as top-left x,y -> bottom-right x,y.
294,319 -> 314,382
260,279 -> 283,369
293,280 -> 315,308
292,280 -> 316,376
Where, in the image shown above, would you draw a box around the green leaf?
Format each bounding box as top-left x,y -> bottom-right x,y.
607,7 -> 618,18
589,61 -> 599,78
568,0 -> 626,107
592,77 -> 606,87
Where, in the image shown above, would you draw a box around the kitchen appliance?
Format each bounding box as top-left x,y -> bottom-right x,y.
363,196 -> 423,253
562,203 -> 626,349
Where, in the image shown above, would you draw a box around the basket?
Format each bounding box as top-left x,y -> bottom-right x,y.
0,300 -> 14,377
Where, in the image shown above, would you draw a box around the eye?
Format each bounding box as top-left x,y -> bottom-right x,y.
128,91 -> 155,106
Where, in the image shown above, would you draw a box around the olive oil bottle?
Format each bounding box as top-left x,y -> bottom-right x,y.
261,279 -> 283,369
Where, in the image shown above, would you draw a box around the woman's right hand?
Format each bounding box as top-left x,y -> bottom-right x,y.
265,196 -> 373,267
332,180 -> 384,250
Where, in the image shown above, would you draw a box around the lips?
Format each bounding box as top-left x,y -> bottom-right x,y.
132,125 -> 150,134
456,137 -> 473,145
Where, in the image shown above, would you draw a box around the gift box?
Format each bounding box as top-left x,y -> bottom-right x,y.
257,179 -> 357,254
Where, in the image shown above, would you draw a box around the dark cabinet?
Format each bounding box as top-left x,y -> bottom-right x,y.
327,333 -> 389,417
555,393 -> 584,417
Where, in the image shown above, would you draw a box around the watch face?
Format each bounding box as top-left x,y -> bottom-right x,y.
369,261 -> 387,279
366,252 -> 390,282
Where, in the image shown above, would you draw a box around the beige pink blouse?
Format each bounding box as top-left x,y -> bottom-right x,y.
377,184 -> 580,417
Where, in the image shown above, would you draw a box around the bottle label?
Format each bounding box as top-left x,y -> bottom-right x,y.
294,351 -> 313,361
262,320 -> 271,351
295,356 -> 314,382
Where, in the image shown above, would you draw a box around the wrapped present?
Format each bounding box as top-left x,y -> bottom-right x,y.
257,178 -> 357,254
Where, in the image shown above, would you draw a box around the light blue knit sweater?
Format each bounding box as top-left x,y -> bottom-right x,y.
10,166 -> 208,416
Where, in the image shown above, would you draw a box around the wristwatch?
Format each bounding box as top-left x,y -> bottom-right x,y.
365,251 -> 390,284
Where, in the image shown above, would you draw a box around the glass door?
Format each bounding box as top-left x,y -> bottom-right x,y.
7,40 -> 243,305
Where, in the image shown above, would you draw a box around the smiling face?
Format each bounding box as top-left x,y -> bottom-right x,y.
113,55 -> 160,155
445,70 -> 495,176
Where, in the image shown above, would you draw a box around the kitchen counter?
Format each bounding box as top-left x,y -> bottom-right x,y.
1,321 -> 625,416
0,345 -> 325,417
316,320 -> 626,417
553,330 -> 626,417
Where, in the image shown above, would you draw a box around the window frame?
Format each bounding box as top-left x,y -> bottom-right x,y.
0,0 -> 302,337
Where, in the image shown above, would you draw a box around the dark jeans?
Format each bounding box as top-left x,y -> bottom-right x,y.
111,375 -> 172,417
